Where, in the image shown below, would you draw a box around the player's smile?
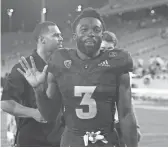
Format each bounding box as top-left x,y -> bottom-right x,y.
84,38 -> 96,46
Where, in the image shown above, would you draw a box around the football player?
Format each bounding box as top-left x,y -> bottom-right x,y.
101,31 -> 118,51
17,8 -> 138,147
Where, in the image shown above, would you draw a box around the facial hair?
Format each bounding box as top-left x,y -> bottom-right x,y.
76,37 -> 102,58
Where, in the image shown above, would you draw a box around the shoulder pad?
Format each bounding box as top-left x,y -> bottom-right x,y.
49,48 -> 75,72
51,48 -> 71,64
108,48 -> 133,74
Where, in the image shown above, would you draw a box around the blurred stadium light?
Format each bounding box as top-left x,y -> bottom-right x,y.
76,5 -> 82,12
7,8 -> 14,32
150,9 -> 155,15
41,0 -> 46,22
42,8 -> 47,14
7,8 -> 13,15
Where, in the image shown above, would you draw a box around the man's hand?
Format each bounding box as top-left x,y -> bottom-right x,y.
115,121 -> 141,145
17,56 -> 48,88
32,109 -> 47,123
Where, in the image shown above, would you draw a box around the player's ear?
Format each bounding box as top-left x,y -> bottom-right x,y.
39,36 -> 46,44
72,33 -> 77,41
102,31 -> 105,38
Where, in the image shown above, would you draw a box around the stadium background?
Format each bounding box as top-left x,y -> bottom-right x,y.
1,0 -> 168,146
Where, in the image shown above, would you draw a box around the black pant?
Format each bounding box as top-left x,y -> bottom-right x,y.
15,122 -> 60,147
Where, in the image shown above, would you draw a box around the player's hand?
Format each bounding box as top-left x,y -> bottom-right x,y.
32,109 -> 47,123
17,56 -> 48,88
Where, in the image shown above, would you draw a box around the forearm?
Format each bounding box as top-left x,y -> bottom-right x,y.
132,103 -> 140,128
34,84 -> 61,122
120,110 -> 138,147
1,100 -> 35,118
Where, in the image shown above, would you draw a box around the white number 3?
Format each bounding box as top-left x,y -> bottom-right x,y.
74,86 -> 97,119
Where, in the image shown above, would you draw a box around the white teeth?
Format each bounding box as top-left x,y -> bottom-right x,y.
86,39 -> 94,42
86,41 -> 94,44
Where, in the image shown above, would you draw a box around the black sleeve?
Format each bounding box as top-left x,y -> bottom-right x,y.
1,64 -> 25,103
124,52 -> 133,73
116,51 -> 133,74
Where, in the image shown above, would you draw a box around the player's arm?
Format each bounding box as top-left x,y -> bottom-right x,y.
17,56 -> 62,122
33,72 -> 62,122
117,73 -> 138,147
1,66 -> 40,119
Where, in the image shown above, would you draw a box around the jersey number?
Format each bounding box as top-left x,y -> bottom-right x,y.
74,86 -> 97,119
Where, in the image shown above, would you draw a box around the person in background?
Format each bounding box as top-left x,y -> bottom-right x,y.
100,30 -> 118,51
149,55 -> 155,65
1,21 -> 63,147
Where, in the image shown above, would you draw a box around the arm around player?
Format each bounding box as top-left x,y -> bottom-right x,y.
1,63 -> 46,123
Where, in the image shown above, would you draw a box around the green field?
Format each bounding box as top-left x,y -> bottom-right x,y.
1,104 -> 168,147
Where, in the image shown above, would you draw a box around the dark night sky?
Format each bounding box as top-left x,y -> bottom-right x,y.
2,0 -> 168,32
1,0 -> 108,32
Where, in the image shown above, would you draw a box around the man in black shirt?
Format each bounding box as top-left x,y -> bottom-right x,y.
1,21 -> 63,147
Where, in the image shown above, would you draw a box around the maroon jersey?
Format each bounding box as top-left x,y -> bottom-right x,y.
50,48 -> 133,133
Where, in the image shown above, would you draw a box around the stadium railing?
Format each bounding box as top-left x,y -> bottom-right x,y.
132,88 -> 168,100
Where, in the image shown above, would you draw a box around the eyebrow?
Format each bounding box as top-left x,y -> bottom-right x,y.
80,24 -> 102,28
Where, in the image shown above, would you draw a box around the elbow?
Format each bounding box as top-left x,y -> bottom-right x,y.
1,101 -> 7,112
38,109 -> 58,122
1,100 -> 15,114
